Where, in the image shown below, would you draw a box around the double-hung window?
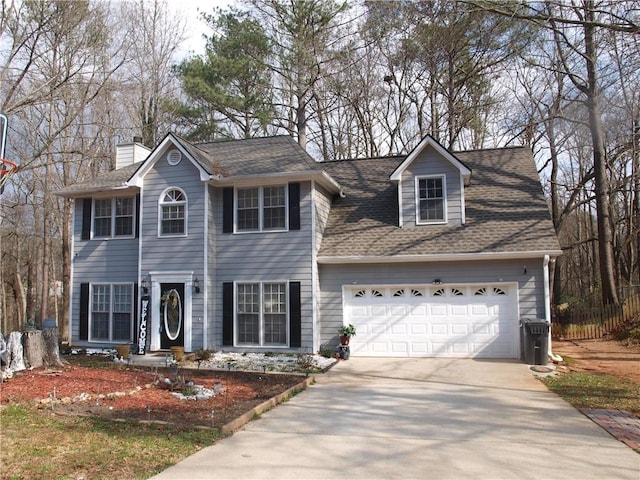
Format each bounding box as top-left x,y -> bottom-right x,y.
416,175 -> 446,224
90,284 -> 133,342
159,188 -> 187,236
236,186 -> 286,232
93,197 -> 134,238
236,282 -> 287,346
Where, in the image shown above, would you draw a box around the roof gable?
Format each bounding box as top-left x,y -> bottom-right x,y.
127,133 -> 214,187
390,135 -> 471,185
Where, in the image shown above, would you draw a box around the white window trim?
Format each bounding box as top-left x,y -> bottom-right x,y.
89,283 -> 134,343
234,185 -> 288,233
158,187 -> 188,238
234,280 -> 289,348
415,175 -> 447,225
92,196 -> 136,239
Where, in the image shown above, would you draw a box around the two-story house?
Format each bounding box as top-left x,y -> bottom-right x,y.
56,133 -> 561,358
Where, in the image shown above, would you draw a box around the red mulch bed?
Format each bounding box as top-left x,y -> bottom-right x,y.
0,357 -> 306,429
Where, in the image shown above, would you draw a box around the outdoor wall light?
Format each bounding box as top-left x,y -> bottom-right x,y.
193,277 -> 201,294
141,278 -> 148,294
432,279 -> 442,285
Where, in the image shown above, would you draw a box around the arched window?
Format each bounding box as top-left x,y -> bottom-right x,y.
159,188 -> 187,236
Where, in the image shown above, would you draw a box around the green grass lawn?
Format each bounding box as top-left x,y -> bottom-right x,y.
542,371 -> 640,416
0,405 -> 222,479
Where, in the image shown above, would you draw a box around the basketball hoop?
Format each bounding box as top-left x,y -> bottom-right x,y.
0,158 -> 17,191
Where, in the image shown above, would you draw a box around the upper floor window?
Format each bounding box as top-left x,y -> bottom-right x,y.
93,197 -> 135,238
416,175 -> 446,224
236,185 -> 287,232
159,188 -> 187,236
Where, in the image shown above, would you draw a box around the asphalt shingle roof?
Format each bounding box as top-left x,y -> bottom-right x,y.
56,135 -> 323,196
55,162 -> 143,195
56,134 -> 559,258
318,147 -> 560,258
195,135 -> 322,176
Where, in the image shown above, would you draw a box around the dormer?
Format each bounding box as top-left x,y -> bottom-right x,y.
390,136 -> 471,228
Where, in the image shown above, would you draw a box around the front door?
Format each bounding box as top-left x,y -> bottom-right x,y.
160,283 -> 185,349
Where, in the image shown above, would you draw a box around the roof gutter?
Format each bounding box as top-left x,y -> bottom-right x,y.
317,250 -> 563,264
55,183 -> 137,198
209,170 -> 342,195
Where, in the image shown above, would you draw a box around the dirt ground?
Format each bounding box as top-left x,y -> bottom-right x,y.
0,357 -> 306,429
551,339 -> 640,383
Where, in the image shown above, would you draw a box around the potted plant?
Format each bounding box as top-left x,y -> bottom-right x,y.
116,344 -> 131,360
170,345 -> 185,361
338,324 -> 356,345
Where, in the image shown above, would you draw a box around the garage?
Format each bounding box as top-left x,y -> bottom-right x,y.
343,283 -> 520,358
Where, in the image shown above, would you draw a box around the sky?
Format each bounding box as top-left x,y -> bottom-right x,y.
173,0 -> 231,56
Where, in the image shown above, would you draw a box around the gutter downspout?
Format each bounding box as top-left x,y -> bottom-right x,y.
544,255 -> 563,362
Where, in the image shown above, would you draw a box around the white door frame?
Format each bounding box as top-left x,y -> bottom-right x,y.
149,271 -> 195,351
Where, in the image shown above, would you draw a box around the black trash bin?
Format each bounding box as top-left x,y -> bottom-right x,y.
520,318 -> 550,365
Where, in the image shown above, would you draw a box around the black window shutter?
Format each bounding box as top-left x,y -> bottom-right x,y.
222,282 -> 234,346
81,199 -> 92,240
289,281 -> 301,347
222,188 -> 234,233
135,194 -> 141,238
79,283 -> 89,341
288,183 -> 300,230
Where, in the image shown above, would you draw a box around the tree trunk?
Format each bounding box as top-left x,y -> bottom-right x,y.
6,331 -> 26,371
584,6 -> 619,306
23,328 -> 64,368
24,330 -> 44,368
42,327 -> 64,367
296,92 -> 307,150
61,197 -> 72,342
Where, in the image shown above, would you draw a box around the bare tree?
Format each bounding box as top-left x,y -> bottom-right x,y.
1,0 -> 129,337
471,0 -> 640,305
121,0 -> 187,146
249,0 -> 351,150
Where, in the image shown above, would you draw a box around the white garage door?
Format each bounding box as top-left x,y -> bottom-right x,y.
344,284 -> 519,358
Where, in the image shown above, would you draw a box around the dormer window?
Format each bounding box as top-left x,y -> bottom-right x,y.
416,175 -> 446,224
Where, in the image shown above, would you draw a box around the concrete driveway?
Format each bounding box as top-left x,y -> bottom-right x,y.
151,358 -> 639,479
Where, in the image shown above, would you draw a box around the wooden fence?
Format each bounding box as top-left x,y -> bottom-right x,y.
551,293 -> 640,340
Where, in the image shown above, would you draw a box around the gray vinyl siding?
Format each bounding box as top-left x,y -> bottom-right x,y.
207,184 -> 217,350
212,181 -> 315,351
313,183 -> 333,351
140,155 -> 207,350
314,184 -> 332,253
401,146 -> 463,227
70,198 -> 139,345
317,258 -> 547,348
